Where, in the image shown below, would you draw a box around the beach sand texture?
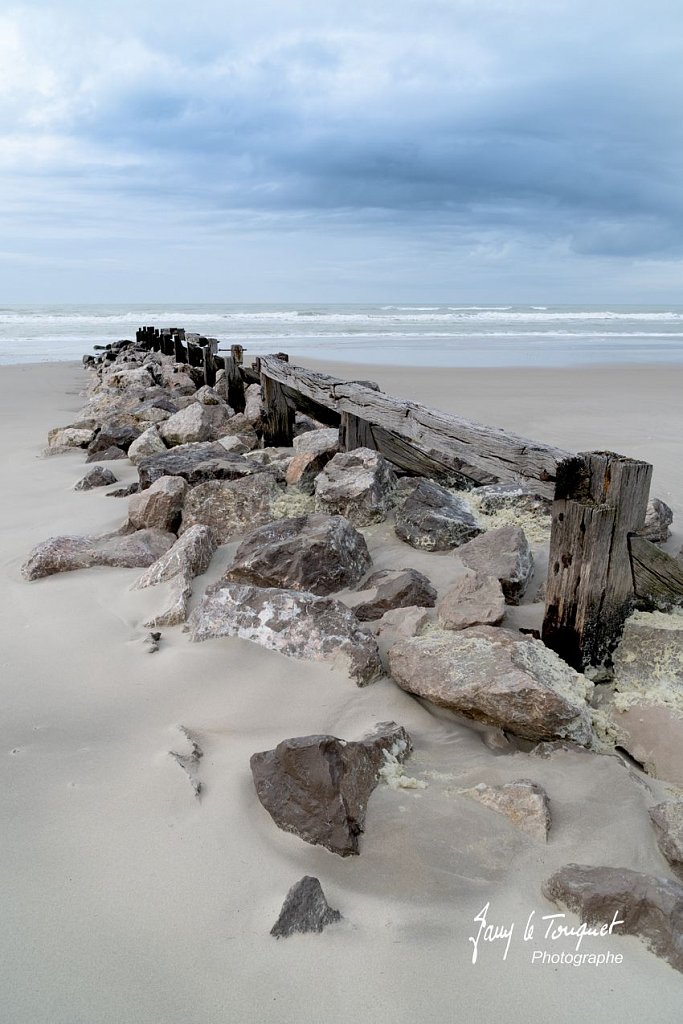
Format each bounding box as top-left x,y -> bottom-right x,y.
1,359 -> 682,1023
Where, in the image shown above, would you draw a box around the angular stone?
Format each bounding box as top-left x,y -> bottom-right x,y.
271,877 -> 342,938
314,447 -> 397,526
642,498 -> 674,543
349,568 -> 437,622
244,448 -> 294,481
128,475 -> 187,532
650,802 -> 683,881
188,582 -> 382,685
373,606 -> 430,641
128,426 -> 167,466
217,435 -> 250,455
158,402 -> 233,447
180,474 -> 282,542
154,363 -> 197,392
394,480 -> 482,551
461,779 -> 551,841
244,383 -> 264,423
293,427 -> 339,456
47,426 -> 96,450
144,575 -> 193,627
250,722 -> 412,856
471,483 -> 552,515
194,385 -> 228,406
543,864 -> 683,974
612,612 -> 683,704
133,525 -> 217,590
86,445 -> 126,462
107,483 -> 140,498
74,466 -> 117,491
387,626 -> 593,744
438,570 -> 506,630
458,525 -> 533,604
137,443 -> 262,489
104,365 -> 154,390
87,418 -> 142,455
226,513 -> 372,596
286,450 -> 336,495
22,528 -> 176,580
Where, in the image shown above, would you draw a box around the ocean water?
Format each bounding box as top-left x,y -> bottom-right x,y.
1,303 -> 683,367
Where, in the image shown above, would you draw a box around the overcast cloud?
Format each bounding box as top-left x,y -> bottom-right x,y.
1,0 -> 682,302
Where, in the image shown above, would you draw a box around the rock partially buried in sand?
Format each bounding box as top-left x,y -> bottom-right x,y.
461,780 -> 551,841
649,802 -> 683,881
226,513 -> 372,596
188,581 -> 382,685
271,877 -> 342,938
47,425 -> 96,450
86,444 -> 126,462
387,626 -> 594,744
314,447 -> 397,526
250,722 -> 412,857
144,575 -> 193,627
74,466 -> 118,491
394,480 -> 482,551
543,864 -> 683,974
349,567 -> 437,622
22,528 -> 176,580
437,570 -> 506,630
133,524 -> 216,590
180,473 -> 283,542
457,525 -> 533,604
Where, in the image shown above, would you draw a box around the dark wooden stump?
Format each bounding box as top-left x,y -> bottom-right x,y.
340,412 -> 375,451
225,344 -> 245,412
259,354 -> 293,446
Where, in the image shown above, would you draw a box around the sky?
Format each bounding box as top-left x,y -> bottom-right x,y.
0,0 -> 682,303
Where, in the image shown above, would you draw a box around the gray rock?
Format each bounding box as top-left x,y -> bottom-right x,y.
649,802 -> 683,880
460,779 -> 551,841
216,435 -> 250,455
74,466 -> 118,491
458,525 -> 533,604
180,473 -> 283,542
293,427 -> 340,456
250,722 -> 412,856
133,524 -> 217,590
85,445 -> 127,462
349,568 -> 437,622
543,864 -> 683,974
128,475 -> 188,532
387,625 -> 593,744
226,513 -> 372,596
188,581 -> 382,685
437,570 -> 506,630
471,482 -> 552,515
137,442 -> 262,489
243,383 -> 264,423
47,426 -> 96,450
373,606 -> 430,641
128,426 -> 167,466
158,402 -> 233,447
314,447 -> 397,526
394,480 -> 482,551
107,482 -> 140,498
286,450 -> 337,495
271,877 -> 342,938
144,575 -> 193,627
194,385 -> 228,407
87,418 -> 141,455
22,528 -> 176,580
642,498 -> 674,543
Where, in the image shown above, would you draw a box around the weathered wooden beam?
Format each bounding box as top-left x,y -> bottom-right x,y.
258,354 -> 294,446
173,333 -> 187,364
257,356 -> 569,495
224,345 -> 245,412
542,452 -> 652,671
340,411 -> 375,451
629,534 -> 683,607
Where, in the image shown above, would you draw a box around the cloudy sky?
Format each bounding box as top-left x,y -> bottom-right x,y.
1,0 -> 681,303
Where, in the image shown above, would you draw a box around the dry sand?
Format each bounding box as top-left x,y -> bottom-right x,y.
1,360 -> 682,1023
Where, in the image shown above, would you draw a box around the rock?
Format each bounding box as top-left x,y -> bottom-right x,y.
107,482 -> 140,498
128,426 -> 167,466
169,726 -> 203,800
104,365 -> 154,390
461,780 -> 551,841
271,877 -> 342,938
137,442 -> 263,489
128,475 -> 187,532
603,704 -> 683,787
194,385 -> 228,406
612,611 -> 683,708
286,450 -> 337,495
244,448 -> 294,481
144,575 -> 193,627
133,525 -> 217,590
22,528 -> 176,580
293,427 -> 340,456
250,722 -> 412,856
543,864 -> 683,974
471,483 -> 552,515
387,626 -> 593,744
349,568 -> 437,621
217,435 -> 250,455
437,570 -> 506,630
642,498 -> 674,543
649,802 -> 683,881
47,426 -> 96,450
180,473 -> 283,542
86,445 -> 127,462
189,582 -> 382,685
158,402 -> 233,447
87,418 -> 142,455
458,525 -> 533,604
394,480 -> 482,551
373,606 -> 430,641
226,513 -> 372,596
74,466 -> 118,491
244,383 -> 264,423
143,631 -> 160,653
314,447 -> 397,526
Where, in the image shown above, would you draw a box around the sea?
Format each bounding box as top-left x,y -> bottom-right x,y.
1,303 -> 683,367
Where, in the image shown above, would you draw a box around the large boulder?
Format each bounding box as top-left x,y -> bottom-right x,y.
314,447 -> 397,526
74,466 -> 117,491
133,524 -> 217,590
128,475 -> 187,532
649,802 -> 683,881
188,582 -> 382,685
458,524 -> 533,604
47,426 -> 96,450
158,402 -> 233,447
87,418 -> 142,456
293,427 -> 339,456
460,779 -> 551,841
271,877 -> 342,938
394,480 -> 482,551
250,722 -> 412,856
137,442 -> 263,489
22,528 -> 176,580
437,570 -> 506,630
226,513 -> 372,596
128,426 -> 167,466
180,474 -> 283,542
543,864 -> 683,974
387,626 -> 593,744
348,568 -> 437,622
104,365 -> 155,390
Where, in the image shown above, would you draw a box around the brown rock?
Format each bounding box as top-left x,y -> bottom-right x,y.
74,466 -> 118,491
128,426 -> 167,466
180,474 -> 283,542
461,779 -> 551,841
349,567 -> 437,622
85,445 -> 126,462
21,528 -> 176,580
314,447 -> 397,526
128,475 -> 188,532
458,524 -> 533,604
437,570 -> 506,630
137,442 -> 262,489
292,427 -> 339,456
394,479 -> 481,551
47,426 -> 96,450
133,524 -> 217,590
286,450 -> 336,495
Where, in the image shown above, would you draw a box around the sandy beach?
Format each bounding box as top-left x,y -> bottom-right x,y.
2,358 -> 682,1024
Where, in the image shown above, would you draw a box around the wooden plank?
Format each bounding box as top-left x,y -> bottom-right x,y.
542,452 -> 652,671
629,534 -> 683,607
258,356 -> 570,494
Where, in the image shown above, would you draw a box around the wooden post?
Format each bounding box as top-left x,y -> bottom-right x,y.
542,451 -> 652,672
259,354 -> 293,446
173,333 -> 187,364
340,412 -> 376,451
202,345 -> 216,387
224,344 -> 245,412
